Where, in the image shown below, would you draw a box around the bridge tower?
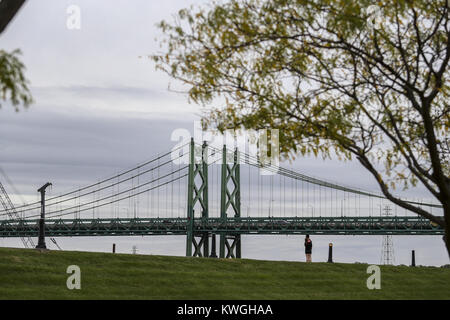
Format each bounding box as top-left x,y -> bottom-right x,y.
219,144 -> 241,258
186,139 -> 209,257
185,139 -> 241,258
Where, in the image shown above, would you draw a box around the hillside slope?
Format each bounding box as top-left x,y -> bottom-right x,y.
0,247 -> 449,299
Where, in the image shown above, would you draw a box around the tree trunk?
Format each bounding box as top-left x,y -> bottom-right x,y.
444,203 -> 450,260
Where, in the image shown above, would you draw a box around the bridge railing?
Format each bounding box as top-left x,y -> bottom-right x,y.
0,216 -> 443,237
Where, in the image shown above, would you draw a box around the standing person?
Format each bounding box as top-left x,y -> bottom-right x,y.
304,234 -> 312,262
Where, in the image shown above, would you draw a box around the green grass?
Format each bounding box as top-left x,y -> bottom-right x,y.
0,247 -> 449,300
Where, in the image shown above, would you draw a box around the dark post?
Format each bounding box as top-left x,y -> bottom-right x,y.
209,233 -> 218,258
327,243 -> 333,263
112,243 -> 116,253
36,182 -> 52,250
411,250 -> 415,267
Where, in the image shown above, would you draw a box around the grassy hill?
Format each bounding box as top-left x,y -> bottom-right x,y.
0,247 -> 449,300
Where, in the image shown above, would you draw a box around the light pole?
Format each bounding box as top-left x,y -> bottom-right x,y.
36,182 -> 52,250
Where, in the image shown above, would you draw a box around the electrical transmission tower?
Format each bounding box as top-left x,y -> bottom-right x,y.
0,182 -> 35,248
380,205 -> 395,265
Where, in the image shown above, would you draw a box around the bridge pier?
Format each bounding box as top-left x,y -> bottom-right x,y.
192,233 -> 209,257
210,233 -> 218,258
221,234 -> 241,258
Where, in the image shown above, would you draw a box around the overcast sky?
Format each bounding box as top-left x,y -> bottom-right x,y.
0,0 -> 448,266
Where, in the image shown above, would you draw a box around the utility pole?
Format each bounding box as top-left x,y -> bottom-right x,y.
36,182 -> 52,250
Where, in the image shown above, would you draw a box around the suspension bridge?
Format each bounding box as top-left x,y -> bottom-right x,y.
0,139 -> 444,258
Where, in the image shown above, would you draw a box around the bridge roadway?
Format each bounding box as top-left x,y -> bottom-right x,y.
0,216 -> 444,237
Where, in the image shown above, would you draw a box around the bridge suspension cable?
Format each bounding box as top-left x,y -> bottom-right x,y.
0,182 -> 35,248
12,143 -> 223,220
0,143 -> 189,215
0,143 -> 190,219
0,157 -> 178,218
22,163 -> 189,219
233,148 -> 442,209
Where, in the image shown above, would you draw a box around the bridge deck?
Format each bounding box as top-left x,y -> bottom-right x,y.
0,216 -> 443,237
